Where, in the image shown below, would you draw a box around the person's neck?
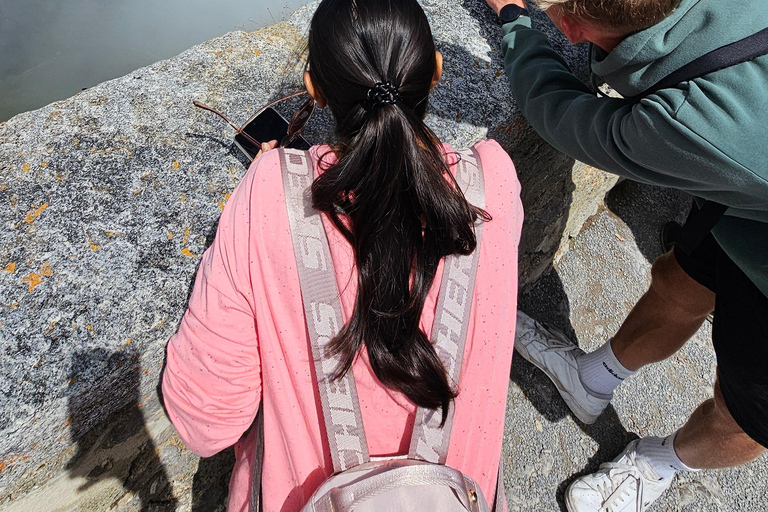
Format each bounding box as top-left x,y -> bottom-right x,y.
591,33 -> 626,53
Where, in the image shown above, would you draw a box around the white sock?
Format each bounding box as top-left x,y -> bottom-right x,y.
576,339 -> 635,396
635,432 -> 699,480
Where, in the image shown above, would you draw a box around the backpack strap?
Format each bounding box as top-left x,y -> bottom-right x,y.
408,147 -> 486,464
280,148 -> 370,474
634,27 -> 768,100
626,30 -> 768,253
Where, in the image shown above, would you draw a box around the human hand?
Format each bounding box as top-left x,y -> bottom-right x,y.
255,140 -> 278,160
486,0 -> 526,16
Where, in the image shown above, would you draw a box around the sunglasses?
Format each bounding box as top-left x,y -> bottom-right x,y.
194,90 -> 316,154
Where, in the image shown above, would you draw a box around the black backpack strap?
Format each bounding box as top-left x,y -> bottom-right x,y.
634,27 -> 768,99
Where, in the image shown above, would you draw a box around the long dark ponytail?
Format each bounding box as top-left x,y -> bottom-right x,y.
308,0 -> 488,423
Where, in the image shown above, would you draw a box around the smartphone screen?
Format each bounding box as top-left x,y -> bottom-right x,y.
234,107 -> 311,161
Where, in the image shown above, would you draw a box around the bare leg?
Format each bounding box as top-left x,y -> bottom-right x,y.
674,378 -> 765,469
610,251 -> 715,371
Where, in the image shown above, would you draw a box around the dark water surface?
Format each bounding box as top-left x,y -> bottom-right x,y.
0,0 -> 308,121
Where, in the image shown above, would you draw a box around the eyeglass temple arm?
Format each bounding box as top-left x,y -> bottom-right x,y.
193,101 -> 242,132
194,100 -> 262,147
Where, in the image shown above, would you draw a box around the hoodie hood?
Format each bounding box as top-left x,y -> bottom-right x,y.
591,0 -> 768,97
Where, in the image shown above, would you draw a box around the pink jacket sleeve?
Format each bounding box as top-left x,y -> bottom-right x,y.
161,157 -> 264,457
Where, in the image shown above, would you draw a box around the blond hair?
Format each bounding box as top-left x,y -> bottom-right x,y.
535,0 -> 681,32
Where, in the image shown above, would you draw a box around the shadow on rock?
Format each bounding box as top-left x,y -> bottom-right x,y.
190,448 -> 236,512
553,410 -> 639,512
605,179 -> 692,263
515,270 -> 637,511
67,348 -> 177,511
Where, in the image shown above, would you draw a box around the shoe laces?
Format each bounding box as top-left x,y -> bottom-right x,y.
519,318 -> 580,354
592,452 -> 649,512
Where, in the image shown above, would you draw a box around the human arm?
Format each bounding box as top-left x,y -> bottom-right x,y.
493,13 -> 730,192
161,159 -> 265,457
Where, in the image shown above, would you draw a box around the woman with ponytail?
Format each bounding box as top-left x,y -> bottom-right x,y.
162,0 -> 523,510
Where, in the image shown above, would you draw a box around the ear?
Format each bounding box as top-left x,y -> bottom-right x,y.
430,51 -> 443,90
559,13 -> 588,44
303,71 -> 327,108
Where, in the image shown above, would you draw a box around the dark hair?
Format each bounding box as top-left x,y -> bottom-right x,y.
307,0 -> 488,424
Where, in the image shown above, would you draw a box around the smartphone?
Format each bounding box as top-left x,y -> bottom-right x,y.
234,107 -> 311,161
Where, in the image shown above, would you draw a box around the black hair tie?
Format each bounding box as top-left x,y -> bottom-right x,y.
365,81 -> 400,110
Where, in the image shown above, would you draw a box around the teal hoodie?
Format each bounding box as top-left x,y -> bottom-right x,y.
500,0 -> 768,297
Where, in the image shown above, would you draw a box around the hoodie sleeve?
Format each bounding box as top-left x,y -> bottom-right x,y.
499,19 -> 731,196
161,156 -> 265,457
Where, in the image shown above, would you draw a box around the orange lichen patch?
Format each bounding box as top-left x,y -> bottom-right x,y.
134,189 -> 141,194
22,163 -> 31,172
153,317 -> 168,329
73,138 -> 79,146
10,302 -> 19,309
89,239 -> 101,251
55,173 -> 63,181
0,452 -> 29,474
181,247 -> 197,258
85,325 -> 93,331
41,162 -> 48,168
22,262 -> 52,292
4,262 -> 15,274
218,192 -> 231,211
0,184 -> 6,191
252,49 -> 261,56
182,227 -> 191,245
25,203 -> 49,223
173,161 -> 180,170
168,231 -> 173,240
125,338 -> 132,345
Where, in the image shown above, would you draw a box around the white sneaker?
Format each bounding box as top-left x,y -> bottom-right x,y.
514,311 -> 610,424
566,440 -> 673,512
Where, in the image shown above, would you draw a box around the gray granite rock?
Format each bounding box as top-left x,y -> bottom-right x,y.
0,1 -> 602,509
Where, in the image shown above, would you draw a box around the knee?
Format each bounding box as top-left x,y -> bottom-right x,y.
713,382 -> 766,460
649,252 -> 714,317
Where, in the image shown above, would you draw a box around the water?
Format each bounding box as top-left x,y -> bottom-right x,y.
0,0 -> 308,121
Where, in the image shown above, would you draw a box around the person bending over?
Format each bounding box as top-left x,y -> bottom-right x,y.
486,0 -> 768,510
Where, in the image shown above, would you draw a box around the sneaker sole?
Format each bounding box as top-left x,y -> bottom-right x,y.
563,484 -> 579,512
514,343 -> 601,425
